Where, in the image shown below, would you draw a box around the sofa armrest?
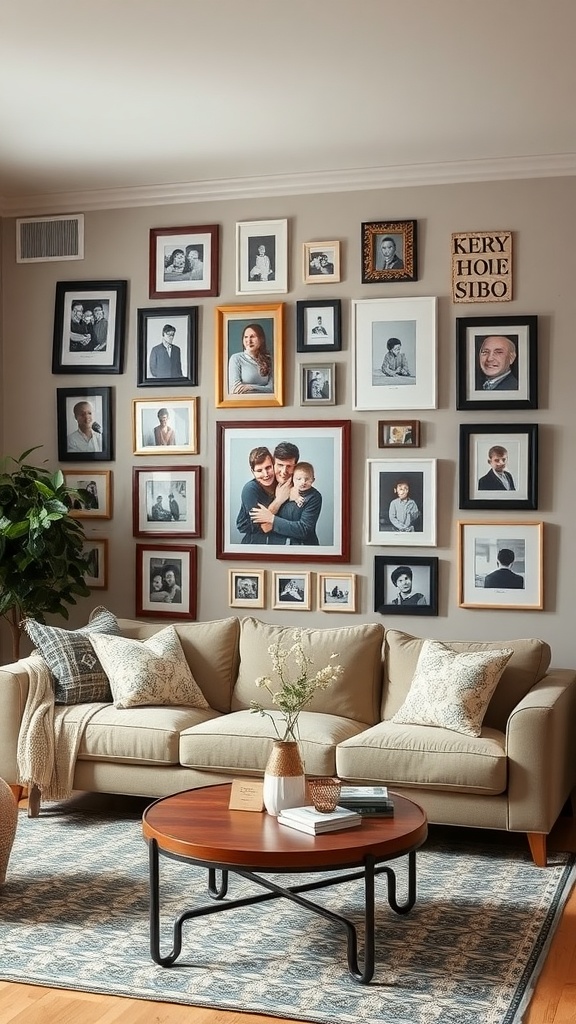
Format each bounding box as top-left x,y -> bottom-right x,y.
506,668 -> 576,833
0,659 -> 31,784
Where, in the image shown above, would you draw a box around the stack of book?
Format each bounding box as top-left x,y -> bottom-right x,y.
338,785 -> 395,817
277,804 -> 362,835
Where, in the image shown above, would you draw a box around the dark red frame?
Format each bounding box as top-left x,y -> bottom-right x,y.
149,224 -> 219,299
135,543 -> 197,620
132,466 -> 202,539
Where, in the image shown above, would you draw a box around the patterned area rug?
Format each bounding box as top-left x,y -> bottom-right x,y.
0,799 -> 574,1024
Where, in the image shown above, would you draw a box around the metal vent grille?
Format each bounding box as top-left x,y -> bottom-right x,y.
16,215 -> 84,262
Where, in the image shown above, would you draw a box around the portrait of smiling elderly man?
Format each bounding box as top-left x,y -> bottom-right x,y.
477,334 -> 518,391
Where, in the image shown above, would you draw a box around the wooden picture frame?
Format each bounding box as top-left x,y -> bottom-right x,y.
317,573 -> 357,612
52,280 -> 127,374
136,543 -> 197,619
236,218 -> 288,295
132,397 -> 198,456
82,538 -> 108,589
132,466 -> 201,538
361,220 -> 417,283
296,299 -> 342,352
456,315 -> 538,410
215,303 -> 283,408
229,569 -> 265,609
57,386 -> 113,462
458,520 -> 543,610
302,241 -> 341,284
149,224 -> 219,299
272,571 -> 312,610
63,469 -> 112,519
366,457 -> 437,547
136,306 -> 198,387
300,363 -> 335,406
378,420 -> 421,448
459,423 -> 538,511
373,555 -> 438,616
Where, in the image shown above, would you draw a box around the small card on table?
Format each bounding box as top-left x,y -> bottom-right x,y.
229,779 -> 264,812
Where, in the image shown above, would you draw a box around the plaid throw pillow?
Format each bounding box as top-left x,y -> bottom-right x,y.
24,606 -> 119,704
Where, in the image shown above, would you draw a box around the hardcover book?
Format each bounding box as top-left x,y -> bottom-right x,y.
277,804 -> 362,835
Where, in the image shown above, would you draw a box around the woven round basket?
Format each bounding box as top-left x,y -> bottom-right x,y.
0,778 -> 18,887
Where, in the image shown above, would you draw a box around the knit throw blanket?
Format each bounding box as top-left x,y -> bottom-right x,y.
16,653 -> 103,803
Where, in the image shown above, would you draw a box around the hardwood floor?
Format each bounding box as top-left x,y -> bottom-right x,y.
1,809 -> 575,1024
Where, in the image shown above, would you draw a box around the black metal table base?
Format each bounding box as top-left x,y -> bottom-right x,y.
148,838 -> 417,984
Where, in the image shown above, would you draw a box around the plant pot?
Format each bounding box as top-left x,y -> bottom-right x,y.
263,740 -> 306,816
0,779 -> 18,887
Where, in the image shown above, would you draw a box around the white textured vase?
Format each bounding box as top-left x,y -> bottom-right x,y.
263,740 -> 306,816
0,778 -> 18,887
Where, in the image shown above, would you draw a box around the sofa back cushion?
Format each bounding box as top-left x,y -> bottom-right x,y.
231,617 -> 384,726
382,629 -> 551,730
116,617 -> 240,713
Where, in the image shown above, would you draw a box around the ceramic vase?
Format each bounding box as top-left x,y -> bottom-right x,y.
263,740 -> 306,816
0,778 -> 18,887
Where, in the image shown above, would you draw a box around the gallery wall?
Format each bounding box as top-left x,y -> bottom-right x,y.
1,175 -> 576,665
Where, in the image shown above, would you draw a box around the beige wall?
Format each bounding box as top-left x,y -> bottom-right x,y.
1,177 -> 575,665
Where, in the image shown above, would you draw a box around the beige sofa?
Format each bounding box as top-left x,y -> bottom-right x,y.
1,615 -> 575,866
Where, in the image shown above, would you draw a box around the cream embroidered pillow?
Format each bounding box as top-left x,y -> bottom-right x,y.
89,625 -> 210,710
391,639 -> 514,737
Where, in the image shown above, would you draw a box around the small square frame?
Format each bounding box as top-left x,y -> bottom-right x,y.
374,555 -> 438,616
229,569 -> 265,609
300,363 -> 335,406
82,538 -> 108,589
317,573 -> 357,612
137,306 -> 198,387
459,423 -> 538,511
136,543 -> 197,619
361,220 -> 417,283
366,458 -> 437,546
458,520 -> 543,610
132,466 -> 202,538
53,280 -> 127,375
132,397 -> 198,456
215,303 -> 283,408
236,218 -> 288,295
378,420 -> 420,448
272,571 -> 312,610
296,300 -> 342,352
149,224 -> 219,299
302,241 -> 341,284
57,386 -> 113,462
456,315 -> 538,410
63,469 -> 112,519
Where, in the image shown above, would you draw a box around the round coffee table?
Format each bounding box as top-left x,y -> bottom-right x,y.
142,784 -> 427,984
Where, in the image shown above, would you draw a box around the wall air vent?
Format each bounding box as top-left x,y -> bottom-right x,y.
16,214 -> 84,263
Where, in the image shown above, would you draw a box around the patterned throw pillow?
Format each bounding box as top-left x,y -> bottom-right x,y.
88,625 -> 210,710
390,639 -> 514,737
23,606 -> 119,704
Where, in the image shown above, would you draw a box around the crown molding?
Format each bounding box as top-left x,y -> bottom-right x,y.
2,153 -> 576,217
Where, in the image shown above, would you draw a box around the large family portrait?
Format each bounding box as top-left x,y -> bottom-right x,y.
149,225 -> 219,299
353,297 -> 437,410
52,280 -> 127,374
216,421 -> 351,562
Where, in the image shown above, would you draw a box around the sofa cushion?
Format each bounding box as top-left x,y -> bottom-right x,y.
23,606 -> 119,704
382,629 -> 552,730
336,721 -> 507,795
231,617 -> 384,726
89,626 -> 210,710
116,616 -> 239,713
76,703 -> 221,765
390,640 -> 513,737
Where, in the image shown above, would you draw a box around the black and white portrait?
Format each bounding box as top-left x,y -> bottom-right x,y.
373,556 -> 438,616
372,320 -> 417,387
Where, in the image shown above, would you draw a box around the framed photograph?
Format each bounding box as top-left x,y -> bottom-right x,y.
132,397 -> 198,456
302,241 -> 341,284
63,469 -> 112,519
352,296 -> 437,410
132,466 -> 201,538
317,573 -> 357,613
458,520 -> 543,610
373,556 -> 438,616
57,387 -> 113,462
215,303 -> 283,408
136,543 -> 197,619
136,307 -> 198,387
52,280 -> 127,374
229,569 -> 265,609
456,315 -> 538,410
149,224 -> 219,299
300,363 -> 335,406
296,299 -> 342,352
378,420 -> 420,448
361,220 -> 417,283
236,218 -> 288,295
459,424 -> 538,511
366,458 -> 437,547
82,538 -> 108,589
216,420 -> 351,563
272,572 -> 312,610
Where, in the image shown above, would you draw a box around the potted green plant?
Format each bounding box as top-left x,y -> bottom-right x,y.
0,448 -> 92,660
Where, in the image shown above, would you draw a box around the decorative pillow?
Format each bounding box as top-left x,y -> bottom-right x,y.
88,625 -> 210,710
390,639 -> 514,737
23,606 -> 119,704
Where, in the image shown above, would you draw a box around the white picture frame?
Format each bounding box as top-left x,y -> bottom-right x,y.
236,219 -> 288,295
366,458 -> 437,546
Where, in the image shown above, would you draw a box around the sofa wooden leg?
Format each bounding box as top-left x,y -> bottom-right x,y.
527,832 -> 547,867
27,784 -> 41,818
8,785 -> 24,804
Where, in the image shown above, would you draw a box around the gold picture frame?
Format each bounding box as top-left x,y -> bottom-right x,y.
215,303 -> 284,409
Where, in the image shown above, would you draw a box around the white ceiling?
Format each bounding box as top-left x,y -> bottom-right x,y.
1,0 -> 576,214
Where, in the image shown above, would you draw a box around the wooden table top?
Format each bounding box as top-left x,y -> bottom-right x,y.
142,785 -> 428,871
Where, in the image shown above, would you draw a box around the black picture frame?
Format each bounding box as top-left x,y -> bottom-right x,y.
136,306 -> 199,388
459,423 -> 538,511
456,315 -> 538,410
296,299 -> 342,352
361,220 -> 417,283
57,386 -> 113,462
374,555 -> 438,616
52,280 -> 127,375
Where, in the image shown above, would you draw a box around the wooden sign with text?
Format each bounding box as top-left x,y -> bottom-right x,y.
451,230 -> 512,303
